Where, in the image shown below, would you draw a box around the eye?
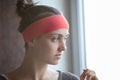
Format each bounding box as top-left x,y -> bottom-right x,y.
51,36 -> 60,42
64,35 -> 69,40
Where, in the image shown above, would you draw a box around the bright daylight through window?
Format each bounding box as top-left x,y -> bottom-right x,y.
84,0 -> 120,80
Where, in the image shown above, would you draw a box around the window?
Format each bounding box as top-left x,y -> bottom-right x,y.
84,0 -> 120,80
70,0 -> 86,76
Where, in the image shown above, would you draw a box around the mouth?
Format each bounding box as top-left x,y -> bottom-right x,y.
55,54 -> 62,59
55,53 -> 61,56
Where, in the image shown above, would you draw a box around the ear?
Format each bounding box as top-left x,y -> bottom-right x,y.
27,39 -> 36,48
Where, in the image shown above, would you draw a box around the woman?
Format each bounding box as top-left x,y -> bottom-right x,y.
0,0 -> 98,80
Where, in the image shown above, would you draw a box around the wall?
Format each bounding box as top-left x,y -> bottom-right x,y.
0,0 -> 25,73
0,0 -> 73,73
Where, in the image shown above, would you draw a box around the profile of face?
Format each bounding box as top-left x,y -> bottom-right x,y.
28,29 -> 69,65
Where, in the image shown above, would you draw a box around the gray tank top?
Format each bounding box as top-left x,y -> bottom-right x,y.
0,71 -> 79,80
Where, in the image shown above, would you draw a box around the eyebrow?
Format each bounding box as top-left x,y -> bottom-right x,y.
49,33 -> 70,37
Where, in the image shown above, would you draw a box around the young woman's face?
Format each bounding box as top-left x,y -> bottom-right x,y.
31,29 -> 69,65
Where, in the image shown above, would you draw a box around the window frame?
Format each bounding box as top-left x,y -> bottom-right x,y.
70,0 -> 86,76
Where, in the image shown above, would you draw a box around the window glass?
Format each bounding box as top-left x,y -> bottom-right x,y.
84,0 -> 120,80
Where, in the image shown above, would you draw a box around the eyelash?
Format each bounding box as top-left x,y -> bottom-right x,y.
52,37 -> 60,42
52,36 -> 69,42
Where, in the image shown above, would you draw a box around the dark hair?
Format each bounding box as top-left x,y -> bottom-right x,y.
16,0 -> 62,49
16,0 -> 61,33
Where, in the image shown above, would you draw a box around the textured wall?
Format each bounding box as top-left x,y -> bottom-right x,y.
0,0 -> 25,74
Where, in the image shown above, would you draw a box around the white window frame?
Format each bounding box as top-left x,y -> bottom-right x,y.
70,0 -> 86,76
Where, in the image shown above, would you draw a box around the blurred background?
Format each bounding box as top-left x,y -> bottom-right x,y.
1,0 -> 120,80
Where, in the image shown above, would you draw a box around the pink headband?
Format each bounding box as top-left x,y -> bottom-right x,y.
22,15 -> 69,42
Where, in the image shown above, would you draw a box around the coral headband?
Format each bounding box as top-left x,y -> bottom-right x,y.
22,15 -> 69,42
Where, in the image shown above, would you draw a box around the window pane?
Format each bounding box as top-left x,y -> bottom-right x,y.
84,0 -> 120,80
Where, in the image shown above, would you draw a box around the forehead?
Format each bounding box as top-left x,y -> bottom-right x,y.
47,29 -> 69,36
36,29 -> 69,40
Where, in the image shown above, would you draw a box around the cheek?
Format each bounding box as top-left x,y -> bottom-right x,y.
33,43 -> 49,59
37,41 -> 57,54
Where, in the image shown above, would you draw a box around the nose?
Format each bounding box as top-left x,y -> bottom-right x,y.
58,40 -> 67,52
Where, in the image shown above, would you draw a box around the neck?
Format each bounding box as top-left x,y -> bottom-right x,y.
8,51 -> 49,80
19,61 -> 48,79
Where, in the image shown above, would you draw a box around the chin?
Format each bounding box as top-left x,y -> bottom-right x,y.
49,61 -> 59,65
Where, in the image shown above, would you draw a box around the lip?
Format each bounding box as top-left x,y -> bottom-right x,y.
55,54 -> 62,59
55,54 -> 61,56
